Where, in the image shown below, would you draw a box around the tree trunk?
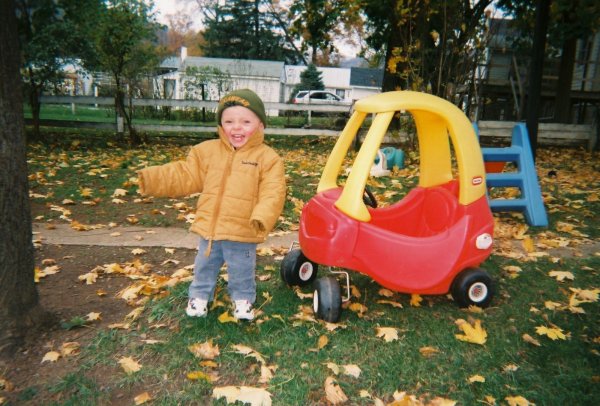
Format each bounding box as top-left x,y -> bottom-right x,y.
554,36 -> 577,123
115,81 -> 141,145
0,0 -> 52,360
525,0 -> 552,160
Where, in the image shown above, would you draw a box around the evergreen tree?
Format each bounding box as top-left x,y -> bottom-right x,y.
202,0 -> 300,62
291,63 -> 324,98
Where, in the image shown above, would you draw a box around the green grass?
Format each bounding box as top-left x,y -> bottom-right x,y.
22,129 -> 600,405
23,103 -> 349,129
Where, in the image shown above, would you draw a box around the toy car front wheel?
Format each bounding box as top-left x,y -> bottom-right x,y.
313,276 -> 342,322
280,249 -> 319,286
451,268 -> 494,308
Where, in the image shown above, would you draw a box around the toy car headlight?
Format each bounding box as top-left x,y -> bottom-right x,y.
476,233 -> 493,250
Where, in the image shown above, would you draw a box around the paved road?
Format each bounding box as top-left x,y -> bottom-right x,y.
32,223 -> 298,250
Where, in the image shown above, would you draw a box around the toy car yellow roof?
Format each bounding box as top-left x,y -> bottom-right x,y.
317,91 -> 488,222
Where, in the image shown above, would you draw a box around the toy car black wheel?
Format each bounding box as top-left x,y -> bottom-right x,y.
280,249 -> 318,286
451,268 -> 494,308
363,186 -> 377,208
313,276 -> 342,323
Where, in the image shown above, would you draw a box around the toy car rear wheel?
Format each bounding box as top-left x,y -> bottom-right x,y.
451,268 -> 494,308
313,276 -> 342,323
280,249 -> 318,286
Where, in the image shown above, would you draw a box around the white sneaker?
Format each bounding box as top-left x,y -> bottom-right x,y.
234,300 -> 255,321
186,298 -> 208,317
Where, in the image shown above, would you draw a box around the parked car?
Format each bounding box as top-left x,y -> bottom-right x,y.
292,90 -> 350,104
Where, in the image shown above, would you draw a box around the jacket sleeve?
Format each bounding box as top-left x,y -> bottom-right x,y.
138,145 -> 204,198
250,153 -> 286,234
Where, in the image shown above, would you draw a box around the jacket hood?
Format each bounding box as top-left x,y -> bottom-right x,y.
217,125 -> 265,151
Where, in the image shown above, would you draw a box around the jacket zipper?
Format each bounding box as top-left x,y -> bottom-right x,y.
204,146 -> 235,256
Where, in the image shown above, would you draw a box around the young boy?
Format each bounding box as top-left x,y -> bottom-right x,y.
137,89 -> 286,320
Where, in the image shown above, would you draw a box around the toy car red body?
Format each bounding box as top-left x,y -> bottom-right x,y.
281,91 -> 495,322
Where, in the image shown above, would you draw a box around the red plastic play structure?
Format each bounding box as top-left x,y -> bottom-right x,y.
281,91 -> 495,322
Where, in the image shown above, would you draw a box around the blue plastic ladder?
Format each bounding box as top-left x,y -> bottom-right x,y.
474,123 -> 549,227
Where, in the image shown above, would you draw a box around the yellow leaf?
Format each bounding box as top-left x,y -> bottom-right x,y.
317,334 -> 329,349
187,371 -> 213,382
410,294 -> 422,307
41,351 -> 61,363
325,362 -> 341,375
522,334 -> 541,347
503,363 -> 519,372
430,397 -> 457,405
112,188 -> 127,197
348,302 -> 368,317
419,346 -> 440,357
324,376 -> 348,405
134,392 -> 152,405
188,340 -> 220,360
80,187 -> 93,197
212,386 -> 272,406
78,271 -> 98,285
548,270 -> 574,282
131,248 -> 147,256
535,325 -> 567,340
522,236 -> 535,253
505,395 -> 534,406
376,299 -> 403,308
86,312 -> 102,321
342,364 -> 361,378
259,364 -> 274,384
378,288 -> 395,297
455,319 -> 487,345
125,306 -> 144,321
118,356 -> 142,374
375,327 -> 399,342
544,301 -> 562,310
468,375 -> 485,383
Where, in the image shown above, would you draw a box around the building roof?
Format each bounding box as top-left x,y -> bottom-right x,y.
350,67 -> 384,88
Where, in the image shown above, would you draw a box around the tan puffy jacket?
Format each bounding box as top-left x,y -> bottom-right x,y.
138,127 -> 286,245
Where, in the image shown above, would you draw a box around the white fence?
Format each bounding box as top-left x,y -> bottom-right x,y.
32,95 -> 597,148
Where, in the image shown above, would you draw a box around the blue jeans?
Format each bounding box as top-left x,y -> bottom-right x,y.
188,238 -> 257,303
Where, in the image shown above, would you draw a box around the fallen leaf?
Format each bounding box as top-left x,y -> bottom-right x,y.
419,346 -> 440,357
468,375 -> 485,383
187,371 -> 215,382
131,248 -> 147,256
188,340 -> 220,360
378,288 -> 394,297
86,312 -> 101,321
375,327 -> 399,342
41,351 -> 60,363
455,319 -> 487,345
548,270 -> 574,282
503,363 -> 519,372
536,325 -> 568,340
113,188 -> 127,197
218,311 -> 238,323
118,356 -> 142,374
505,395 -> 534,406
410,294 -> 423,307
134,392 -> 152,405
212,386 -> 272,406
376,299 -> 403,308
522,334 -> 541,346
317,335 -> 329,350
324,376 -> 348,405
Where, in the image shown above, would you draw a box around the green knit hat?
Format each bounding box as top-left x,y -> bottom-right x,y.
216,89 -> 267,127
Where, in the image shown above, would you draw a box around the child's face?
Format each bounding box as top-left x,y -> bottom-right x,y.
220,106 -> 264,148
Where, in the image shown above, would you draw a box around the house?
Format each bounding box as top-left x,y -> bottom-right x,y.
475,18 -> 600,124
349,67 -> 384,101
156,47 -> 284,115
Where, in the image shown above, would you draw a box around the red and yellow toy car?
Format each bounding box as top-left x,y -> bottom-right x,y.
281,91 -> 495,322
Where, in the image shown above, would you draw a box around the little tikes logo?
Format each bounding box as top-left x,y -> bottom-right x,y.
472,176 -> 483,185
